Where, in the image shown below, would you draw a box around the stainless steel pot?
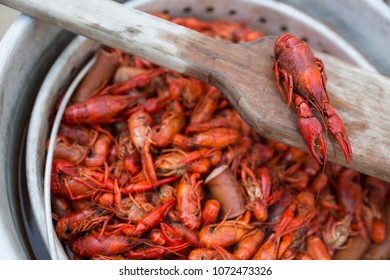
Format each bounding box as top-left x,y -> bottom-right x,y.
0,15 -> 75,259
1,0 -> 389,259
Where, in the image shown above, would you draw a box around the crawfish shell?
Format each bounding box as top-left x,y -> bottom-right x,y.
154,151 -> 187,177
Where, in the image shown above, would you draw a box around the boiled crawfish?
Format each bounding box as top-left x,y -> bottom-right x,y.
49,15 -> 389,261
273,33 -> 352,165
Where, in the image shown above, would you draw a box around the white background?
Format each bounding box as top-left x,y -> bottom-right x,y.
0,260 -> 388,279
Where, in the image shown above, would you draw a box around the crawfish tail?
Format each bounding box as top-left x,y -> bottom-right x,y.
63,94 -> 142,125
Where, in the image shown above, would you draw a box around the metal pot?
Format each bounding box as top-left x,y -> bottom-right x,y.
0,15 -> 75,259
0,0 -> 389,259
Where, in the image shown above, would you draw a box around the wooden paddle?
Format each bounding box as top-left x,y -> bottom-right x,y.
2,0 -> 390,182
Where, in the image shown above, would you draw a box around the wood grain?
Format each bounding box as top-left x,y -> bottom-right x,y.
2,0 -> 390,182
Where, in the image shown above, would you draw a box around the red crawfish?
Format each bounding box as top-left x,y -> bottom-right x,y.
252,233 -> 278,260
199,211 -> 254,248
55,208 -> 110,240
273,33 -> 352,165
189,86 -> 221,125
336,168 -> 368,241
131,198 -> 177,237
233,228 -> 265,260
202,199 -> 220,225
364,176 -> 390,244
71,48 -> 121,104
52,135 -> 89,164
51,159 -> 116,200
172,128 -> 241,150
177,173 -> 204,230
84,132 -> 112,167
63,93 -> 144,125
98,69 -> 164,96
127,110 -> 157,185
58,124 -> 98,146
69,232 -> 142,258
306,235 -> 331,260
152,100 -> 186,148
168,222 -> 202,249
168,77 -> 204,108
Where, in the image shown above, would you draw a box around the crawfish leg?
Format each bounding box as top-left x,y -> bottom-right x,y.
294,95 -> 327,165
273,61 -> 294,107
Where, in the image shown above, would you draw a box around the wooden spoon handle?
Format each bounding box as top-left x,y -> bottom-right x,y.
1,0 -> 222,80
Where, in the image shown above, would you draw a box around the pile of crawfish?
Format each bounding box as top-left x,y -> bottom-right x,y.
49,14 -> 390,260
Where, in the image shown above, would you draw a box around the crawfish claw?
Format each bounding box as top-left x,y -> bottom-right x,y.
330,126 -> 353,164
325,104 -> 353,164
298,117 -> 327,165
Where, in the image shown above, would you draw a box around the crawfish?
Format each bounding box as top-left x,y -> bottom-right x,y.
273,33 -> 352,165
223,136 -> 252,173
168,76 -> 204,108
199,211 -> 254,248
98,69 -> 164,96
128,110 -> 157,185
306,235 -> 331,260
177,173 -> 204,230
51,159 -> 96,200
336,168 -> 368,241
241,164 -> 271,222
323,214 -> 352,250
202,199 -> 220,225
168,222 -> 202,249
252,233 -> 279,260
149,228 -> 166,246
154,149 -> 188,177
121,175 -> 179,194
55,208 -> 110,240
210,19 -> 263,42
110,180 -> 153,222
84,132 -> 112,167
275,190 -> 315,238
233,228 -> 265,260
272,201 -> 306,239
71,48 -> 121,104
131,198 -> 176,237
152,100 -> 186,148
114,65 -> 148,84
364,176 -> 390,243
364,176 -> 390,219
51,195 -> 73,220
52,135 -> 89,164
63,94 -> 143,125
277,232 -> 295,259
213,244 -> 239,260
160,223 -> 187,247
189,86 -> 221,125
69,231 -> 141,258
172,128 -> 241,150
154,148 -> 217,177
110,131 -> 141,180
58,123 -> 98,146
185,109 -> 242,134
